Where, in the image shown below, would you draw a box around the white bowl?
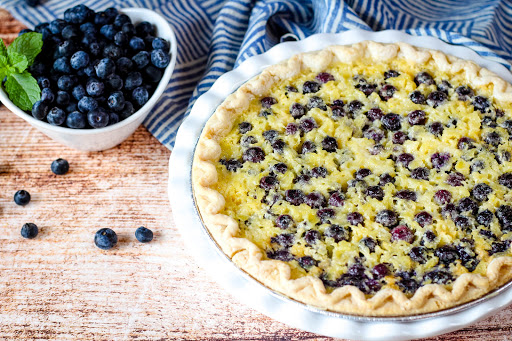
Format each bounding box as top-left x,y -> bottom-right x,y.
0,8 -> 177,152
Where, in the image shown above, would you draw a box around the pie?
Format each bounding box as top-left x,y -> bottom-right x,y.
192,41 -> 512,316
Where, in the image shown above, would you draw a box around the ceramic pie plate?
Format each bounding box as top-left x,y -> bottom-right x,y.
168,30 -> 512,340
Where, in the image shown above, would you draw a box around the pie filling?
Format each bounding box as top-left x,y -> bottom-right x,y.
213,58 -> 512,297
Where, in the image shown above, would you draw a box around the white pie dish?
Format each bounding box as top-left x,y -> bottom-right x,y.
0,7 -> 177,152
169,29 -> 512,340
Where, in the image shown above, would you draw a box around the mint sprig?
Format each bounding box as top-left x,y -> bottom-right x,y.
0,32 -> 43,111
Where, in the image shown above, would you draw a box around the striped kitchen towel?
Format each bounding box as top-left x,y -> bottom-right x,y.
1,0 -> 512,149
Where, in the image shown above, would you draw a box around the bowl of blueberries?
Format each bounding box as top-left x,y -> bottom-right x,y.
0,5 -> 177,151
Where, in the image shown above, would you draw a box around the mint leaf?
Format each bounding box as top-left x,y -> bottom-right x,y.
5,71 -> 40,111
0,39 -> 6,57
0,55 -> 11,79
7,32 -> 42,67
8,51 -> 28,72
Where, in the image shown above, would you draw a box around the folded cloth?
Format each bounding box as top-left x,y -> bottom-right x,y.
2,0 -> 511,149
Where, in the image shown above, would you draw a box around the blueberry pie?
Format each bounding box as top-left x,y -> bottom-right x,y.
193,42 -> 512,316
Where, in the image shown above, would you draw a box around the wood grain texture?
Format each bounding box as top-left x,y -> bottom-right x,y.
0,8 -> 511,340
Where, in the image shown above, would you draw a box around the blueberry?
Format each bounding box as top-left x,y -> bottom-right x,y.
243,147 -> 265,163
431,152 -> 450,169
238,122 -> 252,134
476,210 -> 494,227
391,225 -> 414,243
21,223 -> 38,239
125,72 -> 143,91
134,226 -> 153,243
151,49 -> 170,69
266,249 -> 294,262
437,80 -> 452,94
455,86 -> 474,101
407,110 -> 427,125
88,108 -> 109,128
396,153 -> 414,168
285,189 -> 305,206
356,83 -> 377,96
381,113 -> 401,131
219,159 -> 242,172
131,51 -> 150,69
83,65 -> 96,77
392,131 -> 407,144
70,51 -> 90,70
473,183 -> 492,201
260,176 -> 278,191
289,103 -> 306,119
435,245 -> 459,265
324,224 -> 349,242
367,186 -> 384,201
103,43 -> 123,60
302,81 -> 320,94
363,108 -> 381,122
132,87 -> 149,107
473,96 -> 490,112
409,246 -> 426,263
51,158 -> 69,175
37,77 -> 50,90
293,173 -> 311,185
396,272 -> 419,294
347,212 -> 364,226
272,163 -> 287,174
66,111 -> 87,129
105,74 -> 123,91
78,96 -> 98,113
457,137 -> 474,150
434,190 -> 452,205
18,28 -> 33,36
56,91 -> 70,106
57,75 -> 75,91
144,66 -> 163,83
379,84 -> 396,101
347,100 -> 363,114
129,37 -> 146,51
496,205 -> 512,229
86,78 -> 105,97
304,230 -> 320,245
414,72 -> 434,86
53,57 -> 71,73
307,96 -> 327,111
311,166 -> 327,178
315,72 -> 334,83
375,210 -> 398,227
72,85 -> 86,101
427,91 -> 447,108
61,25 -> 80,40
395,190 -> 417,201
94,58 -> 116,79
410,167 -> 429,180
120,101 -> 135,120
305,192 -> 326,209
65,102 -> 78,113
328,191 -> 345,207
298,256 -> 318,269
379,173 -> 395,186
484,131 -> 501,147
489,241 -> 511,255
301,141 -> 316,154
104,91 -> 124,112
446,172 -> 465,187
14,190 -> 31,206
285,123 -> 299,135
456,216 -> 471,231
151,37 -> 170,52
428,122 -> 444,136
136,21 -> 155,36
423,270 -> 454,285
321,136 -> 338,152
47,107 -> 66,126
80,22 -> 96,34
384,70 -> 400,79
458,197 -> 478,213
409,91 -> 426,104
113,14 -> 131,29
372,263 -> 389,279
331,104 -> 345,118
41,88 -> 55,104
499,173 -> 512,189
94,228 -> 118,250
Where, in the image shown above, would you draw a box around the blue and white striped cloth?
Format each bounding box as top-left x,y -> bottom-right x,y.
2,0 -> 512,149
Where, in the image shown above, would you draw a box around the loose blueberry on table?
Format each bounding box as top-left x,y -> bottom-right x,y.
24,5 -> 171,129
14,190 -> 31,206
213,62 -> 512,299
135,226 -> 154,243
94,228 -> 118,250
21,223 -> 39,239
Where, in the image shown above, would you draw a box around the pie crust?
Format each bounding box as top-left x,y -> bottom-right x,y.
192,41 -> 512,316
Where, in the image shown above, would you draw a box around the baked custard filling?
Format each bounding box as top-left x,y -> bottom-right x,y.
213,59 -> 512,297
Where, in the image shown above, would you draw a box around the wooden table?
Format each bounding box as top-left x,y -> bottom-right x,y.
1,8 -> 511,340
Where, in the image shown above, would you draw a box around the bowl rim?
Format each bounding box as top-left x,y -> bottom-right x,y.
0,7 -> 177,135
